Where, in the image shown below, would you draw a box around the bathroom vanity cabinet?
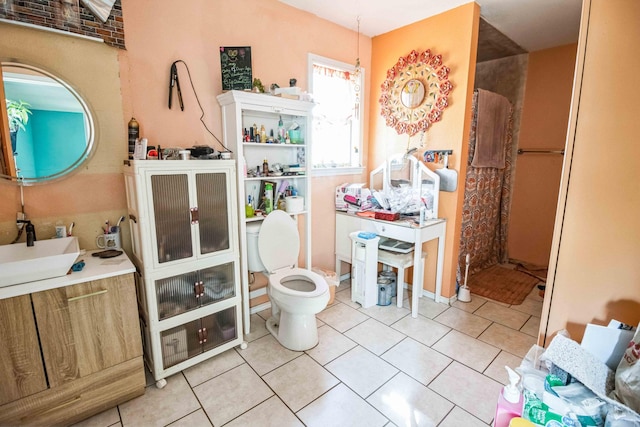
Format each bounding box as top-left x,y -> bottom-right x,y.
217,91 -> 314,332
123,160 -> 244,388
0,261 -> 144,426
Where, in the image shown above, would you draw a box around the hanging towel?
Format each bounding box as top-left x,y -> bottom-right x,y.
472,89 -> 511,168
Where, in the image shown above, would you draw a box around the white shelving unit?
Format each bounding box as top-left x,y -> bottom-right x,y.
217,90 -> 314,335
123,159 -> 245,388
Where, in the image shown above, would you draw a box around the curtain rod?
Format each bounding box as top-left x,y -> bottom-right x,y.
517,148 -> 565,155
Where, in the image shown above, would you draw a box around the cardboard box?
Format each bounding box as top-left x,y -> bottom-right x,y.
335,183 -> 370,211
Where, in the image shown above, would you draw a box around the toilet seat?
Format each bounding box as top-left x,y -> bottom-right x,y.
270,268 -> 327,298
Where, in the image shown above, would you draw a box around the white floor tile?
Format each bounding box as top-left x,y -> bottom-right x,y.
367,372 -> 454,426
439,407 -> 490,427
119,373 -> 200,427
238,334 -> 302,375
167,409 -> 211,427
391,314 -> 450,346
193,364 -> 273,426
263,355 -> 339,412
429,362 -> 502,424
432,330 -> 500,372
316,302 -> 369,332
297,383 -> 388,427
474,302 -> 531,330
345,318 -> 405,355
433,307 -> 492,338
182,348 -> 244,387
381,337 -> 451,386
326,346 -> 398,398
225,396 -> 303,427
484,351 -> 523,385
359,302 -> 411,325
478,323 -> 537,358
306,324 -> 357,365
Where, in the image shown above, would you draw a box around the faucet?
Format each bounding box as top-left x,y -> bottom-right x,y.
18,220 -> 37,246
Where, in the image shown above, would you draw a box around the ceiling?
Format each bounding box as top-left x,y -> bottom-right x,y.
278,0 -> 582,54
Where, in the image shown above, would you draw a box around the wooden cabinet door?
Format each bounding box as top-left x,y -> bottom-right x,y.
32,274 -> 142,387
0,294 -> 47,405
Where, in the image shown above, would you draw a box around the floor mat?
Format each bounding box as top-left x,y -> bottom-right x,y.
467,264 -> 541,305
511,259 -> 548,282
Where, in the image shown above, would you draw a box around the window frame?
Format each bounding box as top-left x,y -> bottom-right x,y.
307,53 -> 364,177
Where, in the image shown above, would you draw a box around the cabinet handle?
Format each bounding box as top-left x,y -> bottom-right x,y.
202,327 -> 208,343
190,207 -> 199,224
199,281 -> 205,297
67,289 -> 108,302
194,282 -> 200,299
197,328 -> 203,344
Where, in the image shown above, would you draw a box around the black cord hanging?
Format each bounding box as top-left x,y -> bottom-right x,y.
168,60 -> 231,153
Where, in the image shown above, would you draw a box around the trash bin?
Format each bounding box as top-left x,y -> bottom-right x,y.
377,278 -> 393,306
378,271 -> 397,298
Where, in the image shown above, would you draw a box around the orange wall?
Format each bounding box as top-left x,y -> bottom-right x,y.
369,3 -> 480,298
541,0 -> 640,343
508,44 -> 577,266
119,0 -> 371,272
0,1 -> 370,268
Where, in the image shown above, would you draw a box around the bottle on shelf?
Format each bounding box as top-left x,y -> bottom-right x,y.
263,158 -> 269,176
260,125 -> 267,143
278,116 -> 285,143
264,183 -> 274,214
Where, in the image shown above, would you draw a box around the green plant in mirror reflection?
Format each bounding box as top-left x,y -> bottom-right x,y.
6,99 -> 32,132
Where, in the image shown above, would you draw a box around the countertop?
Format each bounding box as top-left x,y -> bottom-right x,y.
0,250 -> 136,300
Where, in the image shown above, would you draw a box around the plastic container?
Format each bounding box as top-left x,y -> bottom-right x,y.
495,366 -> 524,427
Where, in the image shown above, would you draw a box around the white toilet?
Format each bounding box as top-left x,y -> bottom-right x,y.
246,210 -> 329,351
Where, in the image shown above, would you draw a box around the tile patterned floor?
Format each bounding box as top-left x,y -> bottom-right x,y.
73,279 -> 543,427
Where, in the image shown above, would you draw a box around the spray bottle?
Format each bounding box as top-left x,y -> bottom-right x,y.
494,366 -> 523,427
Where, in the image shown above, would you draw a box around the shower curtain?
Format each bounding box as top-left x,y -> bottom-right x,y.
457,90 -> 515,284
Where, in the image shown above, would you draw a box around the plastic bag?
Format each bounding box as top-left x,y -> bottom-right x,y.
609,325 -> 640,413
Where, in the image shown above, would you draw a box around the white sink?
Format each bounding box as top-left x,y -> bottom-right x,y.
0,237 -> 80,287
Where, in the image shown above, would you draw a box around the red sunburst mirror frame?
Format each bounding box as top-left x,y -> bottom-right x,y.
379,49 -> 453,136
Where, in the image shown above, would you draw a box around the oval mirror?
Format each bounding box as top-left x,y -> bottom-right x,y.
400,79 -> 426,109
0,62 -> 95,184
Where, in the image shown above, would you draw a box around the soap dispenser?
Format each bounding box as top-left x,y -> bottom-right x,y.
494,366 -> 523,427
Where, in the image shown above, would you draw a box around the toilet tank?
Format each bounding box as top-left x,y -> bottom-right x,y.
246,222 -> 266,272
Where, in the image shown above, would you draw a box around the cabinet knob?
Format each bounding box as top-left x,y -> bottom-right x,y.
197,328 -> 204,344
202,327 -> 208,343
199,281 -> 205,297
194,283 -> 200,298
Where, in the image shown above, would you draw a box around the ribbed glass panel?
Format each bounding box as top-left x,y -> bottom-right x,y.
195,172 -> 230,255
199,262 -> 235,308
160,319 -> 201,369
155,271 -> 200,320
151,174 -> 193,263
201,307 -> 237,352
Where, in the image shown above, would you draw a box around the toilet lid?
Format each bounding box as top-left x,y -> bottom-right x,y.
258,210 -> 300,272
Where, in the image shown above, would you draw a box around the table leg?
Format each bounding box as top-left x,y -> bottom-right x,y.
411,243 -> 422,318
435,233 -> 445,303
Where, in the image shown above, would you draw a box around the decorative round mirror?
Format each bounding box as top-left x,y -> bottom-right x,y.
1,62 -> 95,184
379,49 -> 453,136
401,79 -> 426,109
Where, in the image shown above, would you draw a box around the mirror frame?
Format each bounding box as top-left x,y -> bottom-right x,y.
0,61 -> 96,185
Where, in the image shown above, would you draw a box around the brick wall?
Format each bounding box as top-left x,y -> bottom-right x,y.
0,0 -> 125,49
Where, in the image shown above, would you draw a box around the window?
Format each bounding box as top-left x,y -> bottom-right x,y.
308,54 -> 363,175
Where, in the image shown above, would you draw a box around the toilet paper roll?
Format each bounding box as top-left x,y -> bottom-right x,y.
285,196 -> 304,213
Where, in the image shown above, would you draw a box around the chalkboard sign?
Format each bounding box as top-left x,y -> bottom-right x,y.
220,46 -> 252,91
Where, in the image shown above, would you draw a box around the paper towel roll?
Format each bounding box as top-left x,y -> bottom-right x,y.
285,196 -> 304,213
